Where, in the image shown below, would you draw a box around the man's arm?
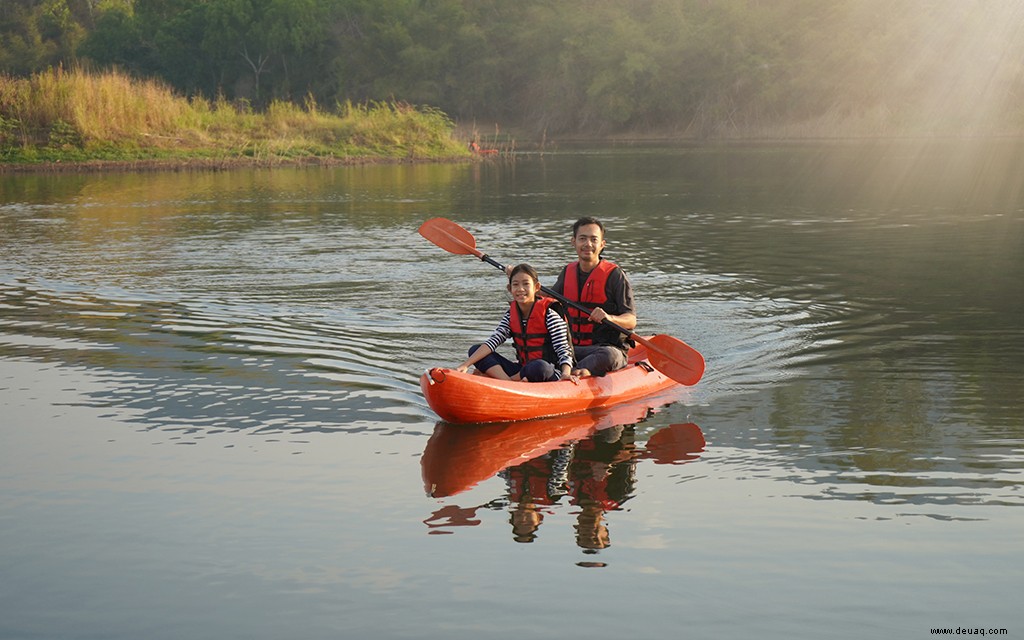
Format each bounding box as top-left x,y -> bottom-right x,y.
591,267 -> 636,330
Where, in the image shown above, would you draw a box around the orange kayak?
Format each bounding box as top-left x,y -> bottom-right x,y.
420,341 -> 679,423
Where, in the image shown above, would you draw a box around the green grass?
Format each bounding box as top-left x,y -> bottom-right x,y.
0,67 -> 470,166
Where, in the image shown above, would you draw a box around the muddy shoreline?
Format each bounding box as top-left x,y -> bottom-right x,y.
0,154 -> 477,174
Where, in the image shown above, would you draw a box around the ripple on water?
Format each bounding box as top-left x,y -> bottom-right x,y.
639,271 -> 849,400
0,278 -> 433,441
699,421 -> 1024,521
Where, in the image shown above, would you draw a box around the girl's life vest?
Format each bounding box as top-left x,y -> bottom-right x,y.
561,260 -> 629,349
509,296 -> 572,365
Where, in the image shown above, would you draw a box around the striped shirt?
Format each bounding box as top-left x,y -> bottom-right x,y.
484,307 -> 573,367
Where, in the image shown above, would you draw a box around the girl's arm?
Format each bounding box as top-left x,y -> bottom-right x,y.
546,309 -> 574,379
456,343 -> 493,373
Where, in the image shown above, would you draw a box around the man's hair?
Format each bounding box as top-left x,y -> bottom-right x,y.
573,216 -> 605,238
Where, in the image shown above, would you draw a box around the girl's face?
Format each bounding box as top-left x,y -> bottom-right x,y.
508,272 -> 539,305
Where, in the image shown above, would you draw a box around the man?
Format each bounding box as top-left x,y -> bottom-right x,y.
551,216 -> 636,377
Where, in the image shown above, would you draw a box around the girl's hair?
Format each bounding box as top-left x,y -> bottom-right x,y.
508,263 -> 540,286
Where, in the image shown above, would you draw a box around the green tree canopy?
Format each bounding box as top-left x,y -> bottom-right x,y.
4,0 -> 1023,137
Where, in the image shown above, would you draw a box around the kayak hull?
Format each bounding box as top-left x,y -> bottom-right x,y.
420,342 -> 679,424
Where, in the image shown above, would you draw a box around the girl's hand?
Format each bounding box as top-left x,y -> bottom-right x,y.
455,362 -> 470,373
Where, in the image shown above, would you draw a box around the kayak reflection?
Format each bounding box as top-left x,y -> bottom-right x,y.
421,402 -> 704,551
422,399 -> 658,498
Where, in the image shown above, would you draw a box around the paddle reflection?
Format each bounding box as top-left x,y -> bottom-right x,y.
421,404 -> 704,553
641,422 -> 706,465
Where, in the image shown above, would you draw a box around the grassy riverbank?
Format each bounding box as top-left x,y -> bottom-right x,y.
0,68 -> 471,170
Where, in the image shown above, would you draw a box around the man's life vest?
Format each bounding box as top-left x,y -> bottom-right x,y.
561,260 -> 628,349
509,296 -> 571,365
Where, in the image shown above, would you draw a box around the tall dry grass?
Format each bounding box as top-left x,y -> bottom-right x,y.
0,67 -> 468,163
1,67 -> 192,146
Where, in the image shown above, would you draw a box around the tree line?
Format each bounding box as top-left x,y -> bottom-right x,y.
4,0 -> 1024,137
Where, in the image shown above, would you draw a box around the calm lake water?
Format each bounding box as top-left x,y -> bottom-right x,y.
2,141 -> 1022,639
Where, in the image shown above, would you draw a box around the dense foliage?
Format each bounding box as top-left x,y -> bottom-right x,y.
4,0 -> 1024,136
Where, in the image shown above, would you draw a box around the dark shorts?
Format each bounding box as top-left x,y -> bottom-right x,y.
468,345 -> 561,382
572,344 -> 628,376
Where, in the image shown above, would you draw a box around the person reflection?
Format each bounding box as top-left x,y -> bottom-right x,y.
510,502 -> 545,543
501,425 -> 638,551
501,445 -> 572,543
570,425 -> 637,552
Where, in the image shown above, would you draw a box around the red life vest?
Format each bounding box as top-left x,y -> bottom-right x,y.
507,458 -> 561,505
562,260 -> 618,347
509,296 -> 557,365
576,477 -> 623,511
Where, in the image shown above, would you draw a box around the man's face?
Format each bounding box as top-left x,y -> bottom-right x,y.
572,223 -> 606,263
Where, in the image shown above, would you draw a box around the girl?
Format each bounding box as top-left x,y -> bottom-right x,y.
457,264 -> 576,382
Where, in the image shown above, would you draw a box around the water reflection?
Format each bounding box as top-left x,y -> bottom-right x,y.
701,404 -> 1024,518
421,401 -> 705,555
426,406 -> 634,495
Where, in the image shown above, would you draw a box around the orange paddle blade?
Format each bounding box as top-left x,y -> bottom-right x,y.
639,334 -> 706,386
418,217 -> 481,257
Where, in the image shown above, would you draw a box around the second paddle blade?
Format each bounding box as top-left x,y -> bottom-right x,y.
645,334 -> 705,386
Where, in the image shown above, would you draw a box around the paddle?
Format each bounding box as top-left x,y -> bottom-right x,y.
418,217 -> 705,386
